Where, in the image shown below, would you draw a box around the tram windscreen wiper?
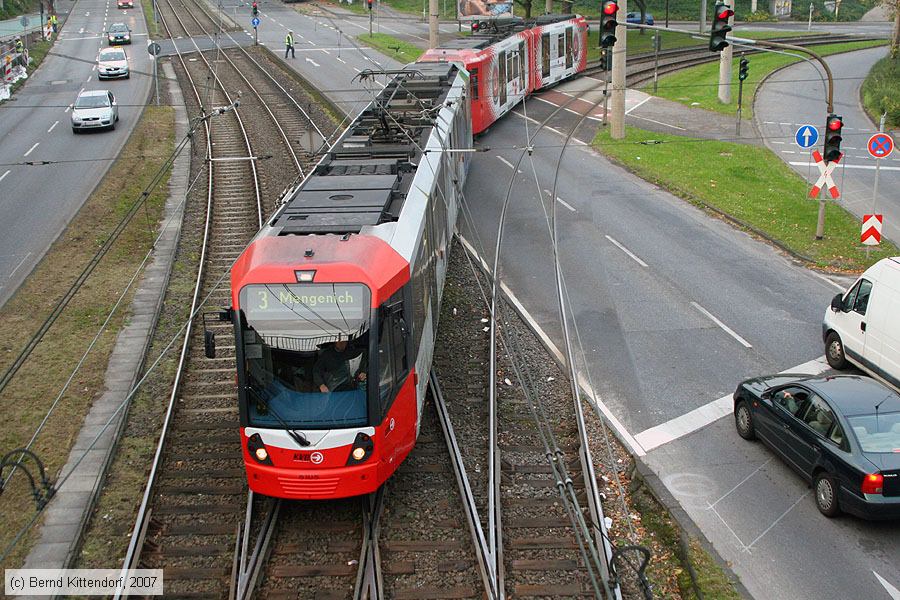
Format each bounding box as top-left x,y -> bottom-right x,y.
246,384 -> 311,447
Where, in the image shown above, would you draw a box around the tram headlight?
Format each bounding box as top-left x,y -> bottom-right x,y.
247,433 -> 273,465
346,432 -> 374,466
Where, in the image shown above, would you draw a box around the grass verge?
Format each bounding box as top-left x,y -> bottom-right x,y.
593,125 -> 898,271
141,0 -> 159,37
4,35 -> 53,100
0,104 -> 175,569
357,32 -> 424,62
861,55 -> 900,128
648,40 -> 887,118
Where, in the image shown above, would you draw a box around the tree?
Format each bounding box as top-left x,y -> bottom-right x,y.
891,0 -> 899,57
514,0 -> 533,17
634,0 -> 648,33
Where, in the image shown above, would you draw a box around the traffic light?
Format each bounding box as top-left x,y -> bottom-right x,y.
738,57 -> 749,81
367,0 -> 373,9
599,0 -> 618,49
823,114 -> 843,162
709,2 -> 733,52
251,1 -> 258,15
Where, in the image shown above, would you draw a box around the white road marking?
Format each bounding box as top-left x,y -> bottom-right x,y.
771,141 -> 785,144
305,57 -> 320,67
321,49 -> 330,54
496,155 -> 522,173
459,236 -> 646,456
336,57 -> 345,63
92,64 -> 97,71
85,11 -> 90,15
65,104 -> 73,113
691,301 -> 752,348
542,189 -> 575,212
745,490 -> 810,552
308,40 -> 316,45
0,170 -> 10,183
86,74 -> 92,82
604,235 -> 648,267
8,253 -> 32,278
809,270 -> 846,292
708,457 -> 774,509
47,120 -> 59,133
789,161 -> 900,172
780,150 -> 795,154
634,355 -> 830,452
23,143 -> 39,157
624,95 -> 651,115
78,26 -> 85,33
873,572 -> 900,600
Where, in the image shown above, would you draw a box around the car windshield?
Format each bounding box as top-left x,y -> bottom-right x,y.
109,24 -> 128,32
75,95 -> 110,108
101,50 -> 126,61
239,283 -> 372,430
848,411 -> 900,453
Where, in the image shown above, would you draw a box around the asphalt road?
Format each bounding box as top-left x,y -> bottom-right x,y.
0,0 -> 152,308
755,46 -> 899,246
460,86 -> 900,600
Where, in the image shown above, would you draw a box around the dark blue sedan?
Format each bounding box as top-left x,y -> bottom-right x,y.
626,11 -> 654,24
734,374 -> 900,519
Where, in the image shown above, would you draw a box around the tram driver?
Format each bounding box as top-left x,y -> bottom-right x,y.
313,336 -> 367,394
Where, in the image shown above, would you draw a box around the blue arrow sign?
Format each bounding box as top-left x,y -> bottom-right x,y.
795,124 -> 818,149
251,16 -> 260,27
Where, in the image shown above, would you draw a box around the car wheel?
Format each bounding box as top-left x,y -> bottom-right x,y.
825,332 -> 847,369
109,121 -> 116,131
814,472 -> 841,517
735,400 -> 756,440
72,127 -> 79,134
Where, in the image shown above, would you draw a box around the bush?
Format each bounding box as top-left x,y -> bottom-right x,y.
743,9 -> 777,21
0,0 -> 40,21
790,0 -> 877,21
861,56 -> 900,127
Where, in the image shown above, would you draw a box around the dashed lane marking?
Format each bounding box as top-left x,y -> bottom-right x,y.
542,189 -> 576,212
691,301 -> 752,348
24,143 -> 39,157
48,120 -> 59,133
604,235 -> 648,267
873,572 -> 900,600
496,155 -> 522,173
0,170 -> 10,183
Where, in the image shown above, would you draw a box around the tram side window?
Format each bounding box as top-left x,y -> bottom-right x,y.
378,291 -> 408,418
519,41 -> 526,83
565,27 -> 573,69
557,34 -> 564,64
541,33 -> 550,77
471,68 -> 479,99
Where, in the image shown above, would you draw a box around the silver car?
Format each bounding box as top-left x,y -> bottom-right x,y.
97,47 -> 129,79
71,90 -> 119,132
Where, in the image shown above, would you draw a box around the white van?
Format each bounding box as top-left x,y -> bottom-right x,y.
823,257 -> 900,390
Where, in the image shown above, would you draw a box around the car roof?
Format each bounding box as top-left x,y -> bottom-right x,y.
78,89 -> 111,97
100,47 -> 125,54
110,22 -> 128,28
801,375 -> 900,416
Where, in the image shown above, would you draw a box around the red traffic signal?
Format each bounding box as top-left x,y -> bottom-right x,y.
827,117 -> 842,131
600,0 -> 618,48
716,5 -> 734,18
824,114 -> 843,162
709,1 -> 732,52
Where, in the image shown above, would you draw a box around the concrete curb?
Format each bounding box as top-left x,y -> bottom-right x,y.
20,62 -> 190,578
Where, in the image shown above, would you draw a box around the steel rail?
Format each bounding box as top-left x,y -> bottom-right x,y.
114,2 -> 263,593
182,0 -> 329,148
176,0 -> 303,174
235,493 -> 282,600
431,371 -> 499,600
353,487 -> 386,600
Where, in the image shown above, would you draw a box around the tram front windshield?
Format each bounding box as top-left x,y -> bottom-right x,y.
239,283 -> 371,430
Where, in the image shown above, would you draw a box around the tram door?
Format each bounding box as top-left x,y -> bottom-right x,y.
565,27 -> 573,69
498,50 -> 507,106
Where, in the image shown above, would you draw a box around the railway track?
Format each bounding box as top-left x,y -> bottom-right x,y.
116,0 -> 334,597
583,33 -> 884,87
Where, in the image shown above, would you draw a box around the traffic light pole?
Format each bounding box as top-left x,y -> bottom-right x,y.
609,0 -> 627,139
717,11 -> 733,103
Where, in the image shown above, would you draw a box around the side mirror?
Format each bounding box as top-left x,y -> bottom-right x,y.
760,389 -> 772,400
204,330 -> 216,359
830,293 -> 843,312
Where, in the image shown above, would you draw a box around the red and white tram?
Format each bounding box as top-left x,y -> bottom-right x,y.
225,63 -> 472,499
418,14 -> 588,134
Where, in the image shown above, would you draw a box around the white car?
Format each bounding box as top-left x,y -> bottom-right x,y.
97,47 -> 129,79
71,90 -> 119,132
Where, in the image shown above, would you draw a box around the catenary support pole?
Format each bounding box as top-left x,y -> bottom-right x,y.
699,0 -> 707,33
610,0 -> 627,139
429,0 -> 438,49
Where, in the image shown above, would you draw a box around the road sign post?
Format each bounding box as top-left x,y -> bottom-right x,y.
794,124 -> 819,149
251,16 -> 260,45
148,41 -> 161,105
861,214 -> 883,246
867,118 -> 893,217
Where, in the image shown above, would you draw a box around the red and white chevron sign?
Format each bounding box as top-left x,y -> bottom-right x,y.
809,149 -> 841,199
861,214 -> 883,246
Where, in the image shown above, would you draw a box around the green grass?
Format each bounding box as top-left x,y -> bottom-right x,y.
593,125 -> 899,271
0,0 -> 39,20
861,56 -> 900,128
649,40 -> 887,118
357,32 -> 424,62
141,0 -> 158,36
